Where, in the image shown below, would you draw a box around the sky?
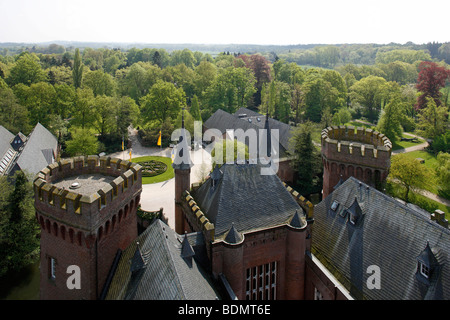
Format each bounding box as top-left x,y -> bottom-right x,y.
0,0 -> 448,45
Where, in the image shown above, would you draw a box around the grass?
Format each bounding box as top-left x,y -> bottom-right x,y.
391,133 -> 425,151
391,150 -> 450,200
131,156 -> 174,184
386,180 -> 450,219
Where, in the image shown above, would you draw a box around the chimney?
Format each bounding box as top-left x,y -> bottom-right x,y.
431,210 -> 449,228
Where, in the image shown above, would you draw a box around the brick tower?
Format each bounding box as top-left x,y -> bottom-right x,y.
34,155 -> 142,300
321,126 -> 392,198
172,109 -> 193,235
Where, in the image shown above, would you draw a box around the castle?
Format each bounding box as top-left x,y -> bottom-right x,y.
321,125 -> 392,197
34,155 -> 142,299
34,124 -> 450,300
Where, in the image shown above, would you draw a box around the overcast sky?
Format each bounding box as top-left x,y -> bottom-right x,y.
0,0 -> 448,45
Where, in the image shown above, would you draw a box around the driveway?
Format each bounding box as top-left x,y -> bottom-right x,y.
109,128 -> 212,231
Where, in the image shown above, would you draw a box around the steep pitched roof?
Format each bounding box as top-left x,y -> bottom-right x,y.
192,163 -> 305,239
203,108 -> 293,158
104,219 -> 218,300
313,176 -> 450,300
15,123 -> 58,176
0,125 -> 14,159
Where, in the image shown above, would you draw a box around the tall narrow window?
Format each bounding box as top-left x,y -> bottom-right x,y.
49,257 -> 56,280
245,261 -> 277,300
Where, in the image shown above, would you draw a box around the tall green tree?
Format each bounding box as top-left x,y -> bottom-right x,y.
416,97 -> 448,139
349,75 -> 389,122
0,171 -> 39,277
65,128 -> 99,156
389,154 -> 433,202
72,48 -> 83,89
83,69 -> 116,97
140,80 -> 186,125
288,122 -> 322,194
376,96 -> 404,143
72,87 -> 96,129
7,53 -> 46,86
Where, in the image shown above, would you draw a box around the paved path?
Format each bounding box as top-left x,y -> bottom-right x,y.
353,121 -> 448,207
109,127 -> 212,231
392,132 -> 429,155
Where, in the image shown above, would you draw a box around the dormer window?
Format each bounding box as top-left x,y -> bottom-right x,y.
416,241 -> 440,285
419,262 -> 430,279
331,200 -> 339,211
349,212 -> 358,225
346,197 -> 362,226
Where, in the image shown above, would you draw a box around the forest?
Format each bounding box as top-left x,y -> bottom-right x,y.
0,41 -> 450,277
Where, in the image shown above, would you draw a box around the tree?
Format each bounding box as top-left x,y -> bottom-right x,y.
7,53 -> 46,86
415,61 -> 450,110
83,69 -> 116,97
16,81 -> 56,127
238,54 -> 272,106
65,128 -> 99,156
140,80 -> 186,125
72,48 -> 83,89
211,139 -> 249,168
190,95 -> 201,121
288,122 -> 322,195
349,75 -> 389,122
0,87 -> 30,134
416,97 -> 448,139
92,95 -> 117,136
376,96 -> 404,143
0,171 -> 39,277
72,87 -> 96,129
389,154 -> 433,202
436,152 -> 450,197
115,96 -> 140,137
205,67 -> 256,114
261,80 -> 291,123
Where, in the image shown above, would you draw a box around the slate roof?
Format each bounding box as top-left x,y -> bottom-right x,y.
203,108 -> 293,158
312,176 -> 450,300
192,163 -> 306,239
0,126 -> 14,157
104,219 -> 219,300
14,123 -> 58,176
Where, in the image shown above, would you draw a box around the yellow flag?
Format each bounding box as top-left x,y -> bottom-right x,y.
129,149 -> 132,161
122,137 -> 124,151
157,130 -> 162,146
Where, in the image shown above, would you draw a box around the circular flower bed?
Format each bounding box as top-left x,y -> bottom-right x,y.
138,160 -> 168,177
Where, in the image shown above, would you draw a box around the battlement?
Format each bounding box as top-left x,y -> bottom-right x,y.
33,155 -> 142,221
321,126 -> 392,165
283,182 -> 314,220
183,190 -> 215,242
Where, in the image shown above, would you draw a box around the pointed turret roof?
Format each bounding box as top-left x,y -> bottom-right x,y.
172,107 -> 193,170
181,232 -> 196,259
224,223 -> 244,244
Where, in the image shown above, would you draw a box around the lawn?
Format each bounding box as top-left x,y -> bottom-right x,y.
131,156 -> 174,184
386,180 -> 450,219
391,150 -> 448,199
391,133 -> 425,151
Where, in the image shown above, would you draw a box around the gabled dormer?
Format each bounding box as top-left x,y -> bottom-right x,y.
416,241 -> 440,285
346,197 -> 362,226
11,132 -> 26,151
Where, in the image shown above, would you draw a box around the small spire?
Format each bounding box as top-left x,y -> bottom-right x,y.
224,223 -> 243,244
289,209 -> 304,228
181,232 -> 195,259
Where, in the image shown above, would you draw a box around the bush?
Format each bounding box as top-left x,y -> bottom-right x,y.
138,160 -> 168,177
430,132 -> 450,154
